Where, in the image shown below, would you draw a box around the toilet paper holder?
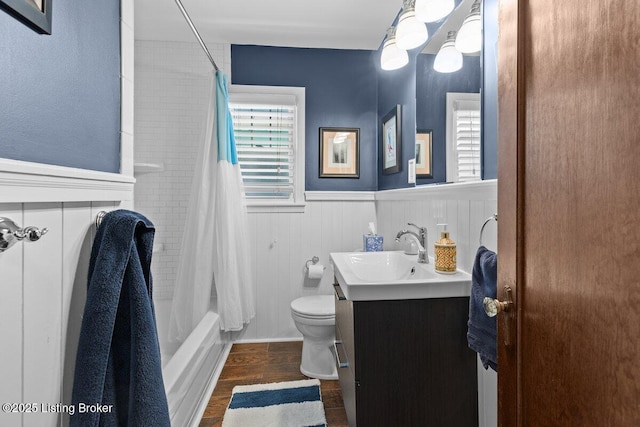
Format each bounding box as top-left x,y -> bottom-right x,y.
305,256 -> 325,272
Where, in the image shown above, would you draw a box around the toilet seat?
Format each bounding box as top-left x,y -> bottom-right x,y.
290,295 -> 335,319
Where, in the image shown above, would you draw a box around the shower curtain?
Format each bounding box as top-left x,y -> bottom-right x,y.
169,70 -> 255,340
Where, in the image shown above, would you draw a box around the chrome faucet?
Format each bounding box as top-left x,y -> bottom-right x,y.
395,223 -> 429,263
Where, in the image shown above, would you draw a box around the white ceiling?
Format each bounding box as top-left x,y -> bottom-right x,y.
135,0 -> 404,51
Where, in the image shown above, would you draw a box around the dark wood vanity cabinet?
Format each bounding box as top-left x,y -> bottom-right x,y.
333,280 -> 478,427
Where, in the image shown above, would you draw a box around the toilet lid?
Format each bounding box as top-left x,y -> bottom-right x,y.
291,295 -> 335,317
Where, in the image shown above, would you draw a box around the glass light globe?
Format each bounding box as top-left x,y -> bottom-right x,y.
395,8 -> 429,50
434,31 -> 463,73
455,2 -> 482,54
415,0 -> 455,23
381,36 -> 409,71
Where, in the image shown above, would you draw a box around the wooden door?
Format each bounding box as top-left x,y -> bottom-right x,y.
497,0 -> 640,426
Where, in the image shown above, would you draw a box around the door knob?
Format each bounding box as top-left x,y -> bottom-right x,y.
483,297 -> 512,317
483,285 -> 514,317
484,286 -> 515,346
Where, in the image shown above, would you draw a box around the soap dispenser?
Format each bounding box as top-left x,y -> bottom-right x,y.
434,224 -> 457,274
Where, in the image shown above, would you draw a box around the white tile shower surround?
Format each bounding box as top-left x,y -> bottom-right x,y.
134,40 -> 231,300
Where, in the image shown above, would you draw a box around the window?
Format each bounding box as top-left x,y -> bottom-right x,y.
229,85 -> 305,209
446,92 -> 481,182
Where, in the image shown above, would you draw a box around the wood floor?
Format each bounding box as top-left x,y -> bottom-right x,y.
199,341 -> 349,426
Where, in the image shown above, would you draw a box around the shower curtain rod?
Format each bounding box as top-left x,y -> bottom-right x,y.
173,0 -> 220,71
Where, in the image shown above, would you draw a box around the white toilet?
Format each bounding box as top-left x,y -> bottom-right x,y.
290,295 -> 338,380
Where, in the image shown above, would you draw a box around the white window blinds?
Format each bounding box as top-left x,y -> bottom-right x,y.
229,102 -> 296,200
446,93 -> 481,183
454,108 -> 481,182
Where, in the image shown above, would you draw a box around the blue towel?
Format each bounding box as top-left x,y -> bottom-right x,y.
71,210 -> 170,426
467,246 -> 498,371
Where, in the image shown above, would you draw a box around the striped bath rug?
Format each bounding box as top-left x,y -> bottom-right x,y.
222,379 -> 327,427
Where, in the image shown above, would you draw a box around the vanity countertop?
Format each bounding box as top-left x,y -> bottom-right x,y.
330,251 -> 472,301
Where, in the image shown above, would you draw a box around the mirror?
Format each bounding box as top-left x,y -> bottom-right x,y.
416,0 -> 481,185
377,0 -> 498,188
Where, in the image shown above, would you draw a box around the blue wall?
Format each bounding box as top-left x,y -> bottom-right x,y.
231,45 -> 378,191
482,0 -> 498,179
415,54 -> 481,184
0,1 -> 121,173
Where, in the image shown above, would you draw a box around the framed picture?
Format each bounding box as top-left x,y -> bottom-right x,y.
0,0 -> 52,34
319,127 -> 360,178
382,104 -> 402,175
415,129 -> 433,178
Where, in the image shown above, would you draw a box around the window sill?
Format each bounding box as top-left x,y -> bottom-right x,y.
246,203 -> 306,214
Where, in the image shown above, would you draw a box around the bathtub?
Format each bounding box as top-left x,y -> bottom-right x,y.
154,299 -> 230,426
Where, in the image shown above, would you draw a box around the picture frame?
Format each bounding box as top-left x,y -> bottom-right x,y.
0,0 -> 52,34
382,104 -> 402,175
319,127 -> 360,178
415,129 -> 433,178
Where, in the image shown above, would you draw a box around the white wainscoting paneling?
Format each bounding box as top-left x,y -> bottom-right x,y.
0,201 -> 119,427
375,180 -> 497,272
60,203 -> 94,426
235,199 -> 377,342
22,203 -> 63,426
0,203 -> 24,426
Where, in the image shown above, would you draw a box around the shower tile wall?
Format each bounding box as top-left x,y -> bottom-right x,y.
134,40 -> 231,300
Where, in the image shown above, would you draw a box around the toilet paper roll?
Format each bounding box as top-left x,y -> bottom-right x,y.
308,264 -> 324,279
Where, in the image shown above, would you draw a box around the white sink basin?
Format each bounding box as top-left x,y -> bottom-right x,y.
340,251 -> 438,282
330,251 -> 471,301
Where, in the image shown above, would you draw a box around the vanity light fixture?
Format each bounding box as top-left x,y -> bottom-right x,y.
415,0 -> 455,23
434,31 -> 463,73
455,0 -> 482,54
381,27 -> 409,71
395,0 -> 429,50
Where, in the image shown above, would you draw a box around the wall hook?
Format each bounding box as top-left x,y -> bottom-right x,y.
96,211 -> 107,228
0,217 -> 49,253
